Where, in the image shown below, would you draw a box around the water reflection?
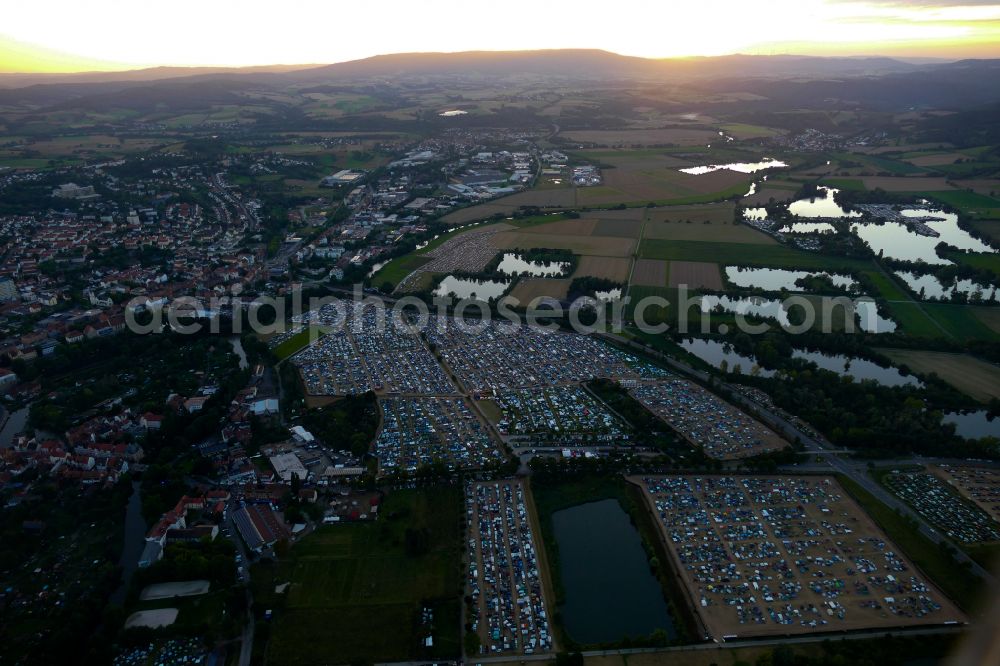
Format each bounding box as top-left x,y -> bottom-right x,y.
944,410 -> 1000,440
853,208 -> 994,265
788,187 -> 860,219
725,266 -> 857,292
790,349 -> 920,387
681,158 -> 787,175
895,271 -> 997,302
497,253 -> 570,277
435,275 -> 510,300
679,338 -> 775,376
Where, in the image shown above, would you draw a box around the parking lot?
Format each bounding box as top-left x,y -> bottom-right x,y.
466,480 -> 553,656
884,470 -> 1000,544
375,397 -> 505,473
633,475 -> 964,640
934,465 -> 1000,523
291,307 -> 456,397
489,386 -> 628,445
629,380 -> 787,460
425,316 -> 670,393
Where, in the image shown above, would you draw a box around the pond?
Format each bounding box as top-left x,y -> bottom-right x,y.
680,157 -> 787,175
791,350 -> 920,387
894,271 -> 997,302
944,410 -> 1000,440
434,275 -> 510,300
367,261 -> 387,277
497,253 -> 570,277
230,336 -> 249,370
725,266 -> 857,292
678,338 -> 776,377
852,208 -> 994,265
788,187 -> 860,219
595,288 -> 623,302
0,405 -> 29,449
439,109 -> 468,117
552,499 -> 674,644
699,295 -> 896,334
744,207 -> 769,221
780,221 -> 837,234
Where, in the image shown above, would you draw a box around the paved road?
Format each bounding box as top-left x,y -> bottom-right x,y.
376,625 -> 964,666
596,331 -> 996,584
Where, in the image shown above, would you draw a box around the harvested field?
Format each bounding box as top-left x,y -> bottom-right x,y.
493,231 -> 635,257
592,218 -> 643,238
974,306 -> 1000,333
140,580 -> 210,601
572,150 -> 752,205
643,220 -> 775,245
520,218 -> 596,236
877,349 -> 1000,402
440,203 -> 519,225
581,208 -> 645,221
860,177 -> 956,192
630,259 -> 668,287
498,188 -> 577,208
954,179 -> 1000,197
632,475 -> 966,641
561,128 -> 719,146
646,203 -> 736,224
669,261 -> 723,290
743,187 -> 796,205
574,256 -> 632,282
509,278 -> 571,304
905,153 -> 968,167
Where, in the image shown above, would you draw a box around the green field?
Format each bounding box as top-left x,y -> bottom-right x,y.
271,326 -> 329,360
945,249 -> 1000,276
822,177 -> 866,191
862,269 -> 910,301
921,303 -> 1000,342
921,190 -> 1000,218
638,239 -> 872,271
883,302 -> 948,338
832,152 -> 925,175
837,475 -> 983,612
252,487 -> 463,665
371,255 -> 433,289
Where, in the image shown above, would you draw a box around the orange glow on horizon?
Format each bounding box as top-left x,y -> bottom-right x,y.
1,1 -> 999,73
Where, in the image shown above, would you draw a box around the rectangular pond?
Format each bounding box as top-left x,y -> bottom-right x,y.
551,498 -> 674,644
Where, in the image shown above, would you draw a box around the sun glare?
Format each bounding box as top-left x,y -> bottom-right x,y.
1,0 -> 999,72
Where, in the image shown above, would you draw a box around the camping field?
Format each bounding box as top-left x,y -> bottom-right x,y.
253,487 -> 464,665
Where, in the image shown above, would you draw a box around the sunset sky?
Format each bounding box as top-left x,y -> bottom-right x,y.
2,0 -> 999,72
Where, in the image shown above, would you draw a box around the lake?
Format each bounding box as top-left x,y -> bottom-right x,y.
895,271 -> 997,303
497,253 -> 570,277
435,275 -> 510,300
699,295 -> 896,334
853,208 -> 994,265
725,266 -> 857,292
678,338 -> 776,377
680,157 -> 787,175
791,349 -> 921,387
944,410 -> 1000,440
552,499 -> 674,644
788,187 -> 860,219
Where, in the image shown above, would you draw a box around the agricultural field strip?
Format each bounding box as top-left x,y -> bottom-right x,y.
634,475 -> 965,641
466,481 -> 554,656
